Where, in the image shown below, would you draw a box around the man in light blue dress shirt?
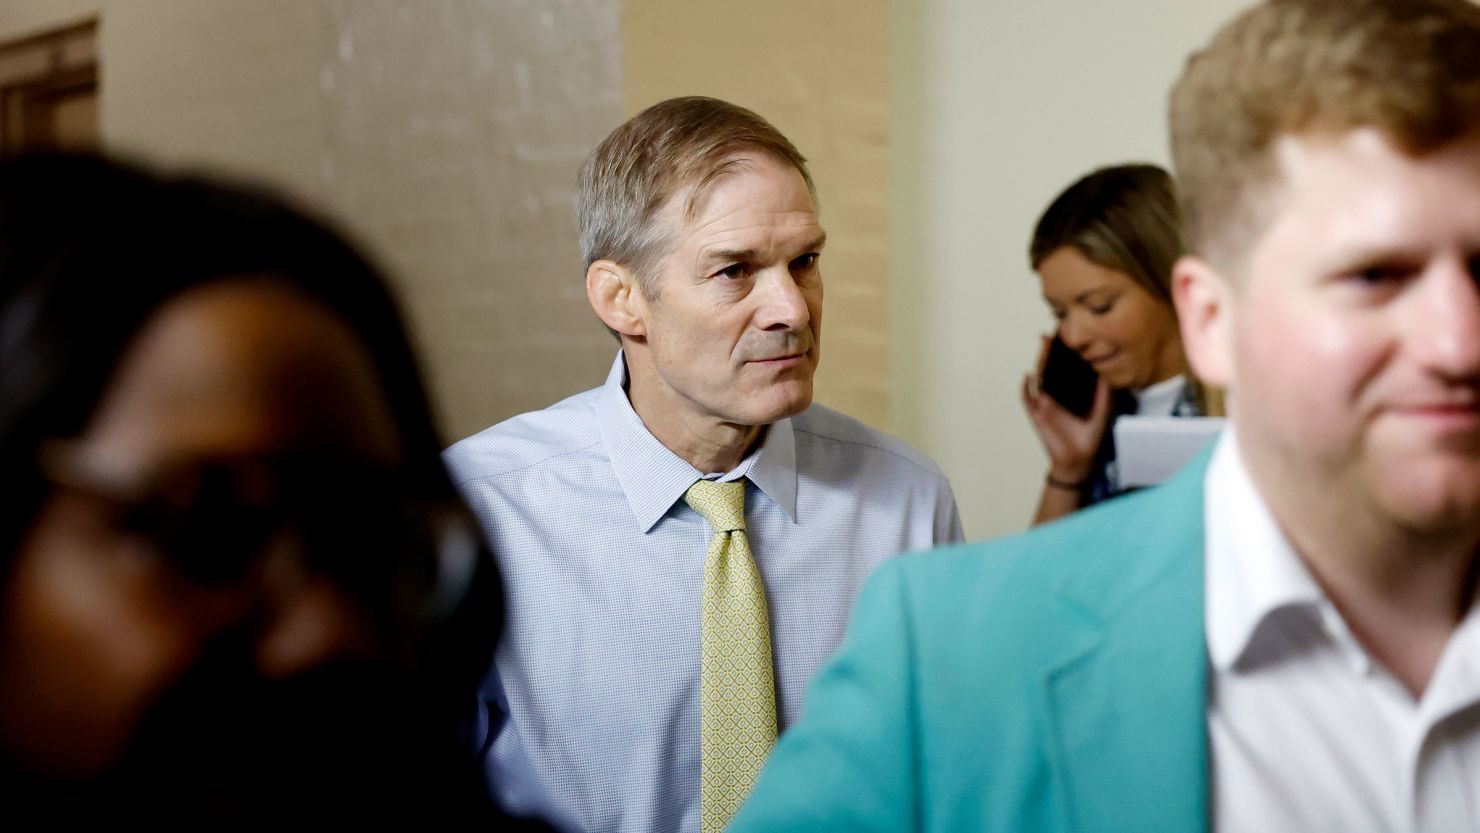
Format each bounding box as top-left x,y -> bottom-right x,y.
444,96 -> 962,833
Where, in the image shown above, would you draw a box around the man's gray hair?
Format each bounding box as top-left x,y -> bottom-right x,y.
578,96 -> 816,294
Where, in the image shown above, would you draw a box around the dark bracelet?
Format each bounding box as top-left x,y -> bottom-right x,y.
1045,472 -> 1089,492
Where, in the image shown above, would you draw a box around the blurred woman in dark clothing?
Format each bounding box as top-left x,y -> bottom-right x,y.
0,153 -> 549,828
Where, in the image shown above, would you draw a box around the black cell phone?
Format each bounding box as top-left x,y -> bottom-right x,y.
1039,335 -> 1099,418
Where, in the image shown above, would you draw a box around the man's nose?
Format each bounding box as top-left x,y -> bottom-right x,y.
1412,260 -> 1480,380
755,268 -> 813,332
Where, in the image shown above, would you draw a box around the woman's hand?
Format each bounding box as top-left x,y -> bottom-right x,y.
1021,335 -> 1112,484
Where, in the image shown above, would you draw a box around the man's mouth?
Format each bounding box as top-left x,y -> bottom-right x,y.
1386,398 -> 1480,433
750,352 -> 806,368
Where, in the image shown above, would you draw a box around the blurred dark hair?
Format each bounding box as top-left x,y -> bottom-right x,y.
0,153 -> 450,544
0,152 -> 501,733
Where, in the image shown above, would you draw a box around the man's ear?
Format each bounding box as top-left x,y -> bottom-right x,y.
586,259 -> 647,338
1173,254 -> 1235,388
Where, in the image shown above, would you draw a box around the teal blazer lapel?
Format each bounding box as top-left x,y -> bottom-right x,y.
1038,459 -> 1211,833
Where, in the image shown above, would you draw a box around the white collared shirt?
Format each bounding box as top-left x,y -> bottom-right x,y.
1135,374 -> 1186,417
1204,431 -> 1480,832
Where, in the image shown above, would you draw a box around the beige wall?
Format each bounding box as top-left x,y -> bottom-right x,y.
892,0 -> 1252,538
623,0 -> 894,432
0,0 -> 622,442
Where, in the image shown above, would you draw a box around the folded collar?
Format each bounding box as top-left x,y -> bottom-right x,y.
1204,430 -> 1339,673
595,351 -> 799,533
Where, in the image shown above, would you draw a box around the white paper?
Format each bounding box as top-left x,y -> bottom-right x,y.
1114,416 -> 1226,488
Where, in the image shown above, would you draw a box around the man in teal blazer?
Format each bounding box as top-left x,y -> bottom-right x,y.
731,1 -> 1480,830
733,459 -> 1211,832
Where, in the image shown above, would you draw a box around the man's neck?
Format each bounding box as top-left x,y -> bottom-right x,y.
1299,521 -> 1476,698
623,358 -> 767,474
1241,440 -> 1479,697
641,409 -> 764,474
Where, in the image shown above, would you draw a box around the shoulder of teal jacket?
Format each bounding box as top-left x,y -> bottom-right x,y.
876,443 -> 1210,640
739,449 -> 1215,833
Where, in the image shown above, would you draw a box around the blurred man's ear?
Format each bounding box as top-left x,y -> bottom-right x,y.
586,260 -> 647,339
1173,255 -> 1235,389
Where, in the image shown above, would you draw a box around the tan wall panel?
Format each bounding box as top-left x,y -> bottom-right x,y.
622,0 -> 893,431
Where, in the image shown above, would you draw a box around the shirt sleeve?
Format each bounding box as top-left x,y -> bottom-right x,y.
483,664 -> 566,826
727,560 -> 922,833
935,478 -> 965,544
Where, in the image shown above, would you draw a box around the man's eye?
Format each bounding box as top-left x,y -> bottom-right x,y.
716,263 -> 749,280
1332,264 -> 1418,304
791,253 -> 820,271
1353,266 -> 1406,284
1343,259 -> 1423,287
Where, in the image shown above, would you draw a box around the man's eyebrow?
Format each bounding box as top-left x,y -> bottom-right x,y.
698,247 -> 759,267
697,234 -> 829,268
1315,242 -> 1428,276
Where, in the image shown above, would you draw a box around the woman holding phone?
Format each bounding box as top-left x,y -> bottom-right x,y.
1021,163 -> 1217,525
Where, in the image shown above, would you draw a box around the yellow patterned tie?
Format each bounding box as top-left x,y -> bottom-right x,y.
684,478 -> 777,833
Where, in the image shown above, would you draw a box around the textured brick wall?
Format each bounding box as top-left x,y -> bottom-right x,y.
622,0 -> 893,432
96,0 -> 623,442
317,0 -> 622,440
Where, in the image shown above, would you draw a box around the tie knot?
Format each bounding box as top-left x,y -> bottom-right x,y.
684,479 -> 746,532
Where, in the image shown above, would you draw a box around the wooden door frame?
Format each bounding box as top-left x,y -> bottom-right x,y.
0,20 -> 99,154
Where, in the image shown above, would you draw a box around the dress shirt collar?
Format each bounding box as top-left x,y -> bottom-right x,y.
595,351 -> 799,533
1204,429 -> 1353,674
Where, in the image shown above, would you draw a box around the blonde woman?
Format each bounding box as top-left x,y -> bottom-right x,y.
1022,164 -> 1218,525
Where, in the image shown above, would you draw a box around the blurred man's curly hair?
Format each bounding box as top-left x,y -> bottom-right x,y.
1171,0 -> 1480,267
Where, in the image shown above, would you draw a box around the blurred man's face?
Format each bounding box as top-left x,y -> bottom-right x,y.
1212,128 -> 1480,537
0,280 -> 401,780
628,151 -> 826,430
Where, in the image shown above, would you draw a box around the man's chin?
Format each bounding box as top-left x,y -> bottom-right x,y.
743,387 -> 813,425
1372,463 -> 1480,538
